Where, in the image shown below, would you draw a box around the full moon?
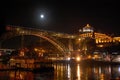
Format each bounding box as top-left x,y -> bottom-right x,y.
40,14 -> 44,19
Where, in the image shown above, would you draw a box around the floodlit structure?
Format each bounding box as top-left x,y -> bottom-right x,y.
79,24 -> 94,33
79,24 -> 120,47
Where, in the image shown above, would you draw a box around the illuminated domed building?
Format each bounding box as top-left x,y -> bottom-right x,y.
79,24 -> 116,47
77,24 -> 120,61
79,24 -> 94,33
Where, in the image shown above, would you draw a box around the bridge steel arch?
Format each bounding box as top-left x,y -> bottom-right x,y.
0,26 -> 70,56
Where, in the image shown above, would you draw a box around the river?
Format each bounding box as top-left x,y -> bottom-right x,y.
0,62 -> 120,80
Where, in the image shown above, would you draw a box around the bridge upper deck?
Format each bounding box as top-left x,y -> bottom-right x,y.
5,25 -> 78,39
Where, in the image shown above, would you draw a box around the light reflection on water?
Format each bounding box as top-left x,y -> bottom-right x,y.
0,63 -> 120,80
77,64 -> 81,80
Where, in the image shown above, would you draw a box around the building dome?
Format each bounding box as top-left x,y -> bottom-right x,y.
79,24 -> 94,33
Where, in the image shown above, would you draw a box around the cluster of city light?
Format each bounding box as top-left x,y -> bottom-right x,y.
95,38 -> 113,44
19,51 -> 25,56
34,48 -> 45,57
66,53 -> 104,62
79,32 -> 114,44
113,37 -> 120,42
80,33 -> 93,38
78,24 -> 120,45
66,56 -> 81,62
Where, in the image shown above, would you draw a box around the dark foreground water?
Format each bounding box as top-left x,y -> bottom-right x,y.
0,62 -> 120,80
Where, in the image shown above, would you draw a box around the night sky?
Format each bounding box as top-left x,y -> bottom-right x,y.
0,0 -> 120,36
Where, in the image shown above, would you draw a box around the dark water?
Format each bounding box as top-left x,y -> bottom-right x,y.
0,63 -> 120,80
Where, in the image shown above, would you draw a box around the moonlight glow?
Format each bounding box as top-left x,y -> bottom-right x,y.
40,14 -> 44,19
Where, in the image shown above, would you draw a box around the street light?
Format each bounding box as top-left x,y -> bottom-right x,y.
76,56 -> 81,61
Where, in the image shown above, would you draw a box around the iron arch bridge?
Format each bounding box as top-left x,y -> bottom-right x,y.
0,25 -> 77,57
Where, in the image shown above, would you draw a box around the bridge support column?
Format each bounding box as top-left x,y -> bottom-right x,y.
68,39 -> 73,52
